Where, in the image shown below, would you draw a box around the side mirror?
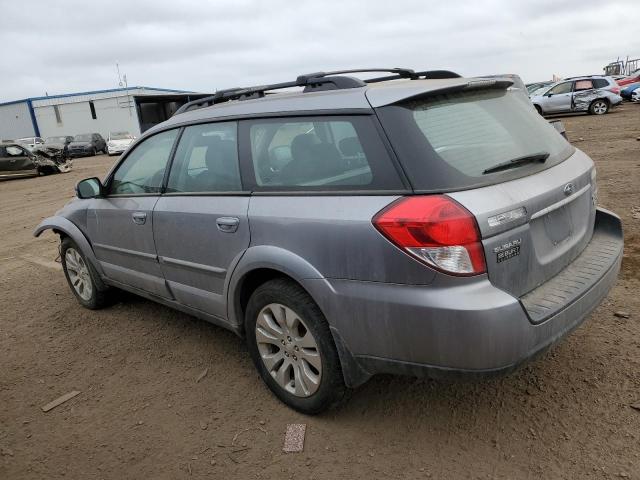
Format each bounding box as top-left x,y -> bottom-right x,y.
76,177 -> 103,199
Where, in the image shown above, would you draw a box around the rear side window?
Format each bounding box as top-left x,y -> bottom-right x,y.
243,116 -> 403,191
574,80 -> 594,91
166,122 -> 241,193
377,88 -> 575,191
592,78 -> 609,88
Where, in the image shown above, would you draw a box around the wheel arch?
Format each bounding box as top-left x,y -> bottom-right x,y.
34,215 -> 107,289
226,246 -> 371,388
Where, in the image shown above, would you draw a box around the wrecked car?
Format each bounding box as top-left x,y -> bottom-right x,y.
530,77 -> 622,116
43,136 -> 74,158
0,142 -> 72,179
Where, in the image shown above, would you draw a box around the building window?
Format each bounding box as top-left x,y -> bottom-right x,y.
53,105 -> 62,124
89,101 -> 97,120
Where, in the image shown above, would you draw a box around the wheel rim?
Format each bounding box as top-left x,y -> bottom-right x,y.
65,248 -> 93,301
255,303 -> 322,397
593,101 -> 607,114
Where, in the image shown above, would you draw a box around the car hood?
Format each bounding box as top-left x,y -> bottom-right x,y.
69,141 -> 91,148
43,142 -> 65,149
108,139 -> 133,146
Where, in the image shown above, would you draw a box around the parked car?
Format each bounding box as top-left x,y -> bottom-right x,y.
107,131 -> 135,156
42,136 -> 74,157
632,89 -> 640,102
0,142 -> 71,178
15,136 -> 45,152
526,81 -> 553,94
35,68 -> 623,413
67,133 -> 107,157
616,69 -> 640,87
0,143 -> 41,179
530,77 -> 623,115
620,82 -> 640,100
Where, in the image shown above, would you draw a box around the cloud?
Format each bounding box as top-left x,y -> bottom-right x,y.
1,0 -> 638,101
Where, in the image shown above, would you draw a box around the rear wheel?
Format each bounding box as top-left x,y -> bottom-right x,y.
245,278 -> 348,414
589,99 -> 609,115
61,237 -> 110,309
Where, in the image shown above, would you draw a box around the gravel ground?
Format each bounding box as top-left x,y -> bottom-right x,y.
1,104 -> 639,479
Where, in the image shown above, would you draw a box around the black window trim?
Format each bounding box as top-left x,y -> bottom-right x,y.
100,108 -> 413,199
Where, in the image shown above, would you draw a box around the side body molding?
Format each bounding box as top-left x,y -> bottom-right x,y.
33,216 -> 107,289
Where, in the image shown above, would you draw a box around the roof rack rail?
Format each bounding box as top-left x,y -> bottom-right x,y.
365,70 -> 461,83
173,68 -> 462,116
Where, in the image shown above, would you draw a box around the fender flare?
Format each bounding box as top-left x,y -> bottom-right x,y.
225,245 -> 371,388
33,216 -> 107,288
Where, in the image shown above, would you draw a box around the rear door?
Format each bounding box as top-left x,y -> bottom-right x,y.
87,128 -> 179,297
152,121 -> 250,318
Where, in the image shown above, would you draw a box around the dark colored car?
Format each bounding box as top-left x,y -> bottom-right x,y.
68,133 -> 107,157
43,136 -> 74,157
0,143 -> 40,179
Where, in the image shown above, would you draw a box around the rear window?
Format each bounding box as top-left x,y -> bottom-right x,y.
242,116 -> 404,191
378,88 -> 575,191
592,78 -> 609,88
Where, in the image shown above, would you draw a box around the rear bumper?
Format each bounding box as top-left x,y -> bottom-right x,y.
306,208 -> 623,386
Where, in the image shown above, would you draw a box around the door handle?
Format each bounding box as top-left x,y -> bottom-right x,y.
132,212 -> 147,225
216,217 -> 239,233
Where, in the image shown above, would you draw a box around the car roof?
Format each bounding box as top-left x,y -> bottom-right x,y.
150,75 -> 508,135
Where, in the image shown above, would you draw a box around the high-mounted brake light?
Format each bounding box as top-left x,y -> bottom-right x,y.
372,195 -> 487,276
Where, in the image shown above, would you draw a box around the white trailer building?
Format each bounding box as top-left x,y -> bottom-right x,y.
0,86 -> 209,142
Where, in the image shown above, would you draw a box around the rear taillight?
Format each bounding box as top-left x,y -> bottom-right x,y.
372,195 -> 487,276
611,87 -> 620,95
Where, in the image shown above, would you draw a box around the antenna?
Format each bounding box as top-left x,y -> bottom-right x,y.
116,62 -> 123,87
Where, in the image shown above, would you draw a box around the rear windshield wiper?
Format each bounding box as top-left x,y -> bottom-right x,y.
483,152 -> 550,175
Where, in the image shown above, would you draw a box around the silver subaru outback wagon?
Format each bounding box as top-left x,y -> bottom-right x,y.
35,68 -> 623,413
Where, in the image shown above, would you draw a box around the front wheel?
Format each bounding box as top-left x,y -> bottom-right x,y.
61,237 -> 110,309
245,278 -> 348,414
589,99 -> 609,115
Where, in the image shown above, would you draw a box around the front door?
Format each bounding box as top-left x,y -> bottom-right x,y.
152,122 -> 250,319
544,81 -> 573,113
87,128 -> 180,297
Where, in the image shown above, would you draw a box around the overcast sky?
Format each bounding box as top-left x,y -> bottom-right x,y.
1,0 -> 639,102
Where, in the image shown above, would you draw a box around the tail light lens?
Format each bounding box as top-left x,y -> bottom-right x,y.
611,87 -> 620,95
372,195 -> 487,276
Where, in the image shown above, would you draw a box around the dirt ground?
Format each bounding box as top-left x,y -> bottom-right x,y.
1,104 -> 640,479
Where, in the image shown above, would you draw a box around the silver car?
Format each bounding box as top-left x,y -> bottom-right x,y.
530,76 -> 622,115
35,68 -> 623,413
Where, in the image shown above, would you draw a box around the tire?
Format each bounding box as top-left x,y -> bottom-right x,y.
91,148 -> 97,156
60,237 -> 110,309
589,99 -> 609,115
245,278 -> 348,414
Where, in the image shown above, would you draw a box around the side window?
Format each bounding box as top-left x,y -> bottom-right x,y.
548,82 -> 572,95
6,146 -> 25,156
592,79 -> 608,89
110,129 -> 178,195
247,117 -> 398,189
166,122 -> 240,193
574,80 -> 594,91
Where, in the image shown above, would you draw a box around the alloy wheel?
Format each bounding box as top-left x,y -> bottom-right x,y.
593,101 -> 608,114
255,303 -> 322,397
65,248 -> 93,301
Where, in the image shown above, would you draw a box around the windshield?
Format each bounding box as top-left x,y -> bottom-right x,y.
74,134 -> 92,142
377,88 -> 574,191
110,132 -> 133,140
46,136 -> 67,143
